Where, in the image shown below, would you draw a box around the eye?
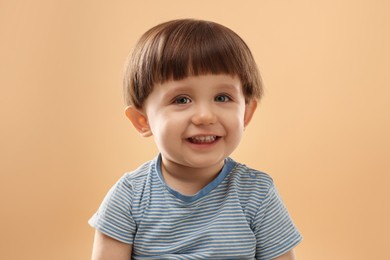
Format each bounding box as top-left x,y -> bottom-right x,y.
215,94 -> 231,102
173,96 -> 191,104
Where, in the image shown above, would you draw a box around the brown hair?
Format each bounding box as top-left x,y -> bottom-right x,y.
124,19 -> 263,108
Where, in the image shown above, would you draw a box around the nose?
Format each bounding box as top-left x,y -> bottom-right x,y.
191,103 -> 217,125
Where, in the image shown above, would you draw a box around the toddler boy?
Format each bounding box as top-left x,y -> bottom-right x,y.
89,19 -> 302,260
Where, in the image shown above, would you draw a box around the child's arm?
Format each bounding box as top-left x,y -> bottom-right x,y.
91,230 -> 132,260
272,250 -> 295,260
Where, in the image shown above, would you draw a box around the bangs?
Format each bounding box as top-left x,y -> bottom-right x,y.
157,21 -> 248,81
125,19 -> 262,108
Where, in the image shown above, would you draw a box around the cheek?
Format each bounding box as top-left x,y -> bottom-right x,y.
222,108 -> 246,128
149,113 -> 183,138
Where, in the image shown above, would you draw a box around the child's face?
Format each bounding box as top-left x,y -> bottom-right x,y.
127,74 -> 257,172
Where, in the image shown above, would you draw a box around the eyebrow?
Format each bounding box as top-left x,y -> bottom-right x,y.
164,85 -> 194,95
169,82 -> 240,91
214,83 -> 241,90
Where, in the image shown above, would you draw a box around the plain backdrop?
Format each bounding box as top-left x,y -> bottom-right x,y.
1,0 -> 389,259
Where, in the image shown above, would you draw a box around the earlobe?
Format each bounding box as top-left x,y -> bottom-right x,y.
244,99 -> 258,127
124,106 -> 153,137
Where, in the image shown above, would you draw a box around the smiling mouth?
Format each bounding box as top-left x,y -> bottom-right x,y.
187,135 -> 220,144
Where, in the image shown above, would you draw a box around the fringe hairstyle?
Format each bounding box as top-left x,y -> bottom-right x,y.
124,19 -> 263,108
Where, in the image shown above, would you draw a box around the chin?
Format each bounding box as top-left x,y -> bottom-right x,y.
185,154 -> 227,167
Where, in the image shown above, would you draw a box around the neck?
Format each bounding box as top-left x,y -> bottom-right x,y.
160,157 -> 224,196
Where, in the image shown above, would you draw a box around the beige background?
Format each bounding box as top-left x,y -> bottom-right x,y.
1,0 -> 389,259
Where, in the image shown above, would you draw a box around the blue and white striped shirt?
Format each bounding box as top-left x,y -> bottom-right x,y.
89,155 -> 302,259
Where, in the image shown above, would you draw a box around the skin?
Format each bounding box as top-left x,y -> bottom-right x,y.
91,231 -> 132,260
91,74 -> 296,260
128,74 -> 257,195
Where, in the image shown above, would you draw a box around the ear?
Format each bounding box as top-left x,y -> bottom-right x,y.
243,99 -> 258,127
124,106 -> 153,137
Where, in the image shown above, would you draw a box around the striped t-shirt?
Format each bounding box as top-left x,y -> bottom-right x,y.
89,155 -> 302,259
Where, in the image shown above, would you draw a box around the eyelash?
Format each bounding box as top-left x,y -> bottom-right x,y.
214,94 -> 232,102
172,94 -> 232,105
173,96 -> 191,104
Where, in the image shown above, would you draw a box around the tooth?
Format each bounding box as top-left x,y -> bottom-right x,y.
190,136 -> 216,143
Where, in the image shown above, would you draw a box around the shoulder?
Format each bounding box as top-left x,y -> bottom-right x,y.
115,159 -> 155,194
228,158 -> 274,194
101,159 -> 155,208
225,158 -> 277,214
120,159 -> 153,186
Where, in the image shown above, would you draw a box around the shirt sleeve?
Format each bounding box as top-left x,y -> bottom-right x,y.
252,182 -> 302,260
88,177 -> 136,245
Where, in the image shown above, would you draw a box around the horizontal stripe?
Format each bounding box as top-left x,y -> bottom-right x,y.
89,155 -> 302,259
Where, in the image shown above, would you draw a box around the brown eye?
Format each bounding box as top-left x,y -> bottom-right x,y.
174,96 -> 191,104
215,95 -> 230,102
